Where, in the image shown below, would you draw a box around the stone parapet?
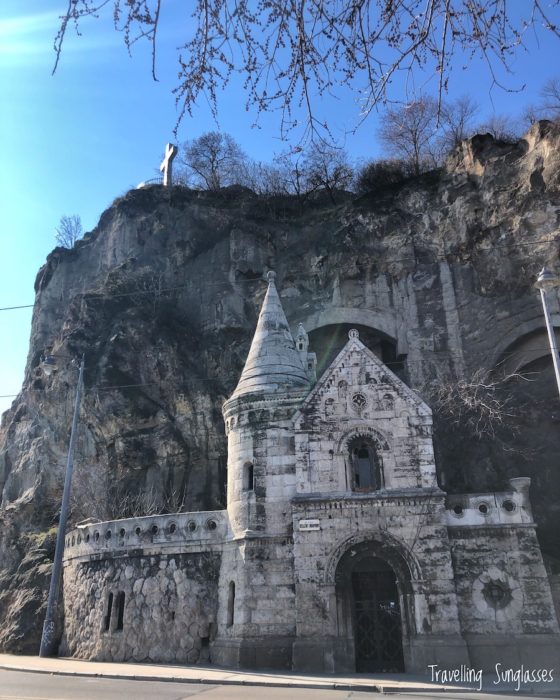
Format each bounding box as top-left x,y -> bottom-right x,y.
445,490 -> 533,527
63,509 -> 228,561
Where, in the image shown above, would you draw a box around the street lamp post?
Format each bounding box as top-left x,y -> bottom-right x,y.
39,354 -> 85,657
535,267 -> 560,399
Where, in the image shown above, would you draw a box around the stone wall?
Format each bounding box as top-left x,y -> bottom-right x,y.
61,550 -> 221,663
60,511 -> 226,663
448,523 -> 559,669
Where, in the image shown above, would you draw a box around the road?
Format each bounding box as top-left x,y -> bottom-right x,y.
0,669 -> 547,700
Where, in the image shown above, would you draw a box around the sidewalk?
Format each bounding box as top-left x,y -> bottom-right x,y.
0,653 -> 558,695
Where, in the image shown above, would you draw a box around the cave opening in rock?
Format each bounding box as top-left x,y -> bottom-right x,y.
307,323 -> 406,379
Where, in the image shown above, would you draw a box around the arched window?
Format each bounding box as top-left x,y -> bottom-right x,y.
349,438 -> 381,492
243,462 -> 254,491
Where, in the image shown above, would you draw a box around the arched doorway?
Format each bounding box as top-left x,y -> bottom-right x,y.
352,557 -> 404,672
334,540 -> 413,673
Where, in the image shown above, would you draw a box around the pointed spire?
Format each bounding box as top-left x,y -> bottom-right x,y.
229,271 -> 309,399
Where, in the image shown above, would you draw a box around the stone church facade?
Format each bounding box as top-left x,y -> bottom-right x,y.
61,272 -> 559,672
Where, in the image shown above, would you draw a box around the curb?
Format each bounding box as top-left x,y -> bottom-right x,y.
1,660 -> 554,695
0,663 -> 386,692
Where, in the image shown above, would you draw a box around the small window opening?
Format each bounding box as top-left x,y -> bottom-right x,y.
349,438 -> 380,491
244,462 -> 254,491
227,581 -> 235,627
115,591 -> 125,631
104,592 -> 114,632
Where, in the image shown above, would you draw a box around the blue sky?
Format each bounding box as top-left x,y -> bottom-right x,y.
1,1 -> 559,414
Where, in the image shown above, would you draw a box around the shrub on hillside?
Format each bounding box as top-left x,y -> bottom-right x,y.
355,159 -> 407,194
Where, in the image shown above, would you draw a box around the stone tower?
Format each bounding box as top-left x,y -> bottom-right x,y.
215,271 -> 314,668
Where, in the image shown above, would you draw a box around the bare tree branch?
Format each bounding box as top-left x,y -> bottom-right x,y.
52,1 -> 560,141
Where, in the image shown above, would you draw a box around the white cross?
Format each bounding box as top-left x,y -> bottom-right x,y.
160,143 -> 178,186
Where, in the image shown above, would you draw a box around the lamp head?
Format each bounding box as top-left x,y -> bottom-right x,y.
535,267 -> 560,292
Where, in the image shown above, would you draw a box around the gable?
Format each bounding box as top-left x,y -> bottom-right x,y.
294,329 -> 430,427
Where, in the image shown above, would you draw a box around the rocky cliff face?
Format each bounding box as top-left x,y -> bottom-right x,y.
0,121 -> 559,653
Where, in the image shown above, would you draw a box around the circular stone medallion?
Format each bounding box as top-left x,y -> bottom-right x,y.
351,392 -> 367,410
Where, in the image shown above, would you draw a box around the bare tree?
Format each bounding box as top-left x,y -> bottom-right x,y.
540,77 -> 560,120
523,77 -> 560,124
302,145 -> 354,203
178,132 -> 248,190
53,2 -> 560,141
71,461 -> 188,524
438,96 -> 479,153
55,215 -> 83,249
476,114 -> 520,143
379,97 -> 440,176
423,369 -> 531,491
426,369 -> 520,441
271,150 -> 311,201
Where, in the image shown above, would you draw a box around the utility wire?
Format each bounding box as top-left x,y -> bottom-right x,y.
0,344 -> 555,400
0,234 -> 558,312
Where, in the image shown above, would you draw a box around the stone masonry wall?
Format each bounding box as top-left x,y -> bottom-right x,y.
61,550 -> 221,663
448,525 -> 559,636
291,493 -> 460,640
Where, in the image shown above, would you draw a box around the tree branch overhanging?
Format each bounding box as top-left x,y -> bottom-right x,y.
53,1 -> 560,140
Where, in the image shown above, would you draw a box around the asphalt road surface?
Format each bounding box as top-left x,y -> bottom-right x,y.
0,670 -> 545,700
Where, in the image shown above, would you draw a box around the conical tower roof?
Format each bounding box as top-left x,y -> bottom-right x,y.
229,271 -> 309,400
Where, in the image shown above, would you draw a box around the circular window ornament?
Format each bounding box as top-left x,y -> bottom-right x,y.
348,329 -> 359,339
351,392 -> 367,410
472,567 -> 523,620
502,499 -> 516,513
483,580 -> 512,609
